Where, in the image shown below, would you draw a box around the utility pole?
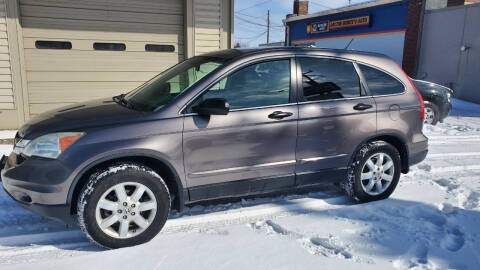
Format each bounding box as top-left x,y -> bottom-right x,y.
267,10 -> 270,44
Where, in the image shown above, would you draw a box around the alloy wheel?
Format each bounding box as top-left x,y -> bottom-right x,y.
360,153 -> 395,196
424,106 -> 435,124
95,182 -> 157,239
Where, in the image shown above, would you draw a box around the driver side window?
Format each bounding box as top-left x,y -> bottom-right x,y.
200,59 -> 291,110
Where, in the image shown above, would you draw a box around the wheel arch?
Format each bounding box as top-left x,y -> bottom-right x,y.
350,133 -> 409,174
68,151 -> 186,215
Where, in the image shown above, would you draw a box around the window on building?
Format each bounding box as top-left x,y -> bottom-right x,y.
93,42 -> 126,51
359,64 -> 405,96
35,41 -> 72,50
145,44 -> 175,52
298,58 -> 361,101
200,60 -> 291,110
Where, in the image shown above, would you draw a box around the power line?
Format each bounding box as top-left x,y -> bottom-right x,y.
309,0 -> 359,13
308,1 -> 333,10
235,0 -> 274,13
235,30 -> 267,40
235,15 -> 284,29
235,11 -> 265,20
235,13 -> 284,27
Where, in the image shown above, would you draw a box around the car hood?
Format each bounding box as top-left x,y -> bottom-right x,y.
18,98 -> 146,139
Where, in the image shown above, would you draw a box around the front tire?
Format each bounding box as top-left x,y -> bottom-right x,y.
77,163 -> 170,249
342,141 -> 401,202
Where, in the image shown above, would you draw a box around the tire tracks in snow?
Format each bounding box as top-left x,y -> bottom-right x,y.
427,135 -> 480,145
248,220 -> 365,262
162,195 -> 350,234
0,195 -> 351,264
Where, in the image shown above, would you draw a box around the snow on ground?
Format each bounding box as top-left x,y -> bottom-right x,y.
0,145 -> 13,157
0,131 -> 16,140
0,99 -> 479,269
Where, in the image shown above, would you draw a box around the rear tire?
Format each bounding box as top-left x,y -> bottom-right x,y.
424,101 -> 439,125
77,162 -> 170,249
342,141 -> 401,202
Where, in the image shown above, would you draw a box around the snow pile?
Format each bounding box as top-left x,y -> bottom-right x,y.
0,131 -> 16,140
0,99 -> 479,269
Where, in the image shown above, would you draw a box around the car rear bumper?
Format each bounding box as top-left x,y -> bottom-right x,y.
439,102 -> 452,121
409,138 -> 428,166
409,149 -> 428,166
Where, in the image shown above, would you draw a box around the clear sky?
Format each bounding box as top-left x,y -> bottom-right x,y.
234,0 -> 371,47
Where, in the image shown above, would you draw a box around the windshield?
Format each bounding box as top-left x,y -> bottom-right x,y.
123,56 -> 227,111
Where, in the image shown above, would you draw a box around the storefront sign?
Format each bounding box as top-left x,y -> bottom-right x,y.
307,15 -> 370,34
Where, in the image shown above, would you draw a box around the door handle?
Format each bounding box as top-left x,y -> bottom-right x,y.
353,103 -> 373,111
268,111 -> 293,119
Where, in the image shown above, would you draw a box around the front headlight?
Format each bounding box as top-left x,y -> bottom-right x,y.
20,132 -> 84,159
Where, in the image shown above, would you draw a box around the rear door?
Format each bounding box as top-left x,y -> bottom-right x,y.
295,56 -> 376,185
356,64 -> 409,134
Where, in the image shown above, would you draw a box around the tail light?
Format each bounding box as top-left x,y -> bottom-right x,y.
395,63 -> 424,119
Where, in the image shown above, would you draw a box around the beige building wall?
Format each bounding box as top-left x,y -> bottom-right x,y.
186,0 -> 233,57
0,0 -> 233,128
0,0 -> 24,129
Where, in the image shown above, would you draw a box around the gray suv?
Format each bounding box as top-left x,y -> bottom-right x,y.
0,48 -> 428,249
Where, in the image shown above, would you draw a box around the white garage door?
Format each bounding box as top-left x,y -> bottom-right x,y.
19,0 -> 184,117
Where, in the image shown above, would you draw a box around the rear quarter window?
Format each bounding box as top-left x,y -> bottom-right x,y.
359,64 -> 405,96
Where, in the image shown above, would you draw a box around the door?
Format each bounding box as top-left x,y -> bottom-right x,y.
183,58 -> 298,201
295,57 -> 376,185
357,63 -> 413,136
19,0 -> 184,117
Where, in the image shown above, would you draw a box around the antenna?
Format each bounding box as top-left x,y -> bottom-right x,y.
344,38 -> 354,50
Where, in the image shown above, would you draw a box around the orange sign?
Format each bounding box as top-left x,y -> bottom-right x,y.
329,16 -> 370,30
307,15 -> 370,34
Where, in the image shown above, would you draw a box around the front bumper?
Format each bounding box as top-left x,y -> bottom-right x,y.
1,153 -> 75,224
3,185 -> 73,224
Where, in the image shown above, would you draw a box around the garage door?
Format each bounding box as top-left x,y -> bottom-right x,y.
19,0 -> 184,117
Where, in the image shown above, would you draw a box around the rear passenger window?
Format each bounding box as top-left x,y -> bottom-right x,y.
359,64 -> 405,96
298,58 -> 361,101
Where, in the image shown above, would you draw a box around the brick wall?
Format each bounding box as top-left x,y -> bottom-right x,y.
402,0 -> 424,77
293,1 -> 309,15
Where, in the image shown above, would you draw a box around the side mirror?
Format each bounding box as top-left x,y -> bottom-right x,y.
193,98 -> 230,116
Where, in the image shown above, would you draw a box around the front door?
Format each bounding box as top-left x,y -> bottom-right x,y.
182,58 -> 298,201
295,56 -> 377,185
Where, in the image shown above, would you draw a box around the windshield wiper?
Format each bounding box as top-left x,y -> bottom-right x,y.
113,94 -> 133,109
